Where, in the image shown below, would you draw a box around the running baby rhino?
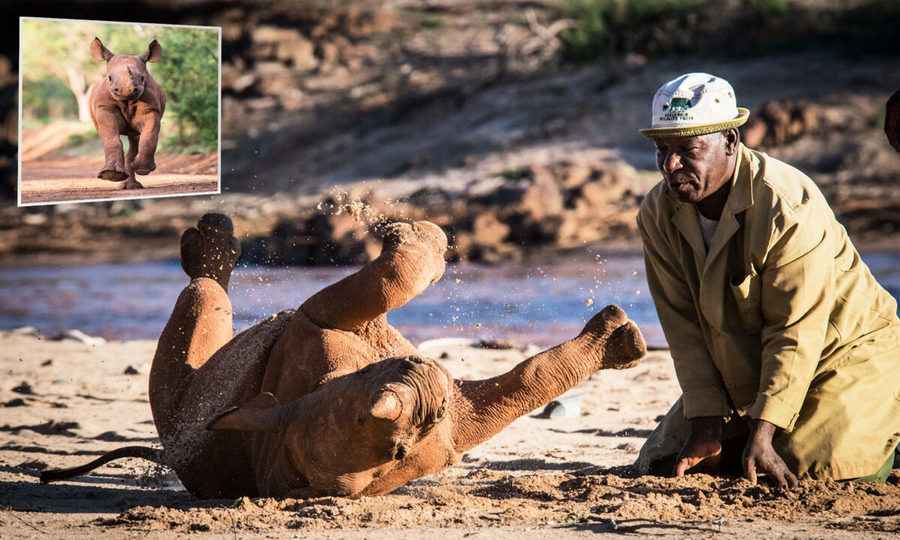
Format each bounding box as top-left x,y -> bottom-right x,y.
89,37 -> 166,190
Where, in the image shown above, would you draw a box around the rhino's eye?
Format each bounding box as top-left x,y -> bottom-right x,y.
107,75 -> 112,82
393,444 -> 408,461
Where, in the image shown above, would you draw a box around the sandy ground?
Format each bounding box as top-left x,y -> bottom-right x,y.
1,329 -> 898,539
19,153 -> 219,205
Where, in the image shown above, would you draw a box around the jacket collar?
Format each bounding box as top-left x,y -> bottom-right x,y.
669,144 -> 755,274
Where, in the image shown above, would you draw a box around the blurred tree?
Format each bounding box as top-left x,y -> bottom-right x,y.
151,27 -> 219,151
21,19 -> 102,122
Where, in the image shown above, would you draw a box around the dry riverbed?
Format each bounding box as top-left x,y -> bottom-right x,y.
0,329 -> 898,539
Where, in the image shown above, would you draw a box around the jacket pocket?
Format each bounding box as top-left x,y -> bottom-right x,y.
730,267 -> 762,332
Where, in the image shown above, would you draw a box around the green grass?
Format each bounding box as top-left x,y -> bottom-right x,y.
560,0 -> 705,62
420,14 -> 444,30
559,0 -> 900,63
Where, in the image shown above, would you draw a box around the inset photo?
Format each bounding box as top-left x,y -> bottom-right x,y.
18,17 -> 221,206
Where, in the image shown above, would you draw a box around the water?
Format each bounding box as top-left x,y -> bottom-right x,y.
2,253 -> 899,349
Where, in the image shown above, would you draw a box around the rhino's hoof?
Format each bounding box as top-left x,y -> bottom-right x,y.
133,160 -> 156,175
124,178 -> 145,190
180,213 -> 241,288
601,320 -> 646,369
98,168 -> 128,181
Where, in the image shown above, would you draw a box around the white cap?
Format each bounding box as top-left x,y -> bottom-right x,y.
640,72 -> 749,139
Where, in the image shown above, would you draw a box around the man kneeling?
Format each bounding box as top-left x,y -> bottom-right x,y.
634,73 -> 900,487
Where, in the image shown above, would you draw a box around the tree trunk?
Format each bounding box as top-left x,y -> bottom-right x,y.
64,65 -> 92,123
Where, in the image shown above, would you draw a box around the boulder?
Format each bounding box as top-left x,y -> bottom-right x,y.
471,212 -> 509,246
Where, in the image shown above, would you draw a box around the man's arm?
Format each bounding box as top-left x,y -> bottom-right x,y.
748,205 -> 834,431
743,193 -> 835,489
639,211 -> 733,475
638,212 -> 731,419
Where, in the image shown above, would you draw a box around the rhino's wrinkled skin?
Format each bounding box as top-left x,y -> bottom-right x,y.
42,214 -> 646,499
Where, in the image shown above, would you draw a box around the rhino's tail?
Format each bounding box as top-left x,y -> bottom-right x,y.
40,445 -> 164,483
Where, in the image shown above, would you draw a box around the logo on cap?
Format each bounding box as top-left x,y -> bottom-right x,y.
660,90 -> 701,122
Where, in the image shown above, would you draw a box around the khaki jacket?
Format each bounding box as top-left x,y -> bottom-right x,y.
637,144 -> 900,479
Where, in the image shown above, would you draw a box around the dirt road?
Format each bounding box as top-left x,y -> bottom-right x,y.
19,153 -> 218,205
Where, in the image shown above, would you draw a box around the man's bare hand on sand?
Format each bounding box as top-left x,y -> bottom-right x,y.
743,419 -> 799,490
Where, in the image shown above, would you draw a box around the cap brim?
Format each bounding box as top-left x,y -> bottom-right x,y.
639,107 -> 750,139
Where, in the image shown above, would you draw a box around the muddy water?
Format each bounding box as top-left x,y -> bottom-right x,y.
2,253 -> 898,348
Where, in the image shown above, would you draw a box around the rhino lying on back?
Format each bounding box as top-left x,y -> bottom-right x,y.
89,37 -> 166,190
41,214 -> 646,499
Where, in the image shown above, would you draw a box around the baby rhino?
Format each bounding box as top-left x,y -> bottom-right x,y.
41,214 -> 646,499
89,37 -> 166,190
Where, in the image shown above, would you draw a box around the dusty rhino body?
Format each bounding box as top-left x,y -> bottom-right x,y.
42,214 -> 646,499
88,37 -> 166,190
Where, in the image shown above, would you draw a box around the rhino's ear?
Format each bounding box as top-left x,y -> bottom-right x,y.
91,37 -> 114,62
141,39 -> 162,63
207,392 -> 280,432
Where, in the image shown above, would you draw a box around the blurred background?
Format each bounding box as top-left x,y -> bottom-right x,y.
0,0 -> 898,345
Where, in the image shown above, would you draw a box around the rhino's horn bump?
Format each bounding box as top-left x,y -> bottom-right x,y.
370,391 -> 402,421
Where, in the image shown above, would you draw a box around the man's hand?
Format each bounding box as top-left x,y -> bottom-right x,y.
743,419 -> 799,490
675,416 -> 724,476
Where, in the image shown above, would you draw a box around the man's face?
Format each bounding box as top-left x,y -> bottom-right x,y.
654,132 -> 731,204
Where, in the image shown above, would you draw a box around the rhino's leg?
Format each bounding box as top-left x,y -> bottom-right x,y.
133,115 -> 160,175
301,221 -> 447,333
450,305 -> 646,452
94,109 -> 128,181
150,213 -> 241,440
123,134 -> 144,190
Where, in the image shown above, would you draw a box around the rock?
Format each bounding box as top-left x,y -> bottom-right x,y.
41,359 -> 53,367
741,99 -> 822,147
467,241 -> 522,264
10,326 -> 40,337
319,40 -> 340,67
250,25 -> 307,61
245,97 -> 279,111
537,392 -> 583,419
255,61 -> 292,76
3,398 -> 26,407
405,187 -> 454,208
123,365 -> 141,375
471,212 -> 509,246
555,213 -> 603,247
278,36 -> 317,70
741,118 -> 767,148
475,338 -> 518,350
519,165 -> 563,220
52,330 -> 106,346
22,213 -> 47,225
12,382 -> 33,395
559,161 -> 596,189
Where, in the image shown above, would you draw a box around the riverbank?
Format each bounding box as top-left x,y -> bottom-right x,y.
1,329 -> 898,538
